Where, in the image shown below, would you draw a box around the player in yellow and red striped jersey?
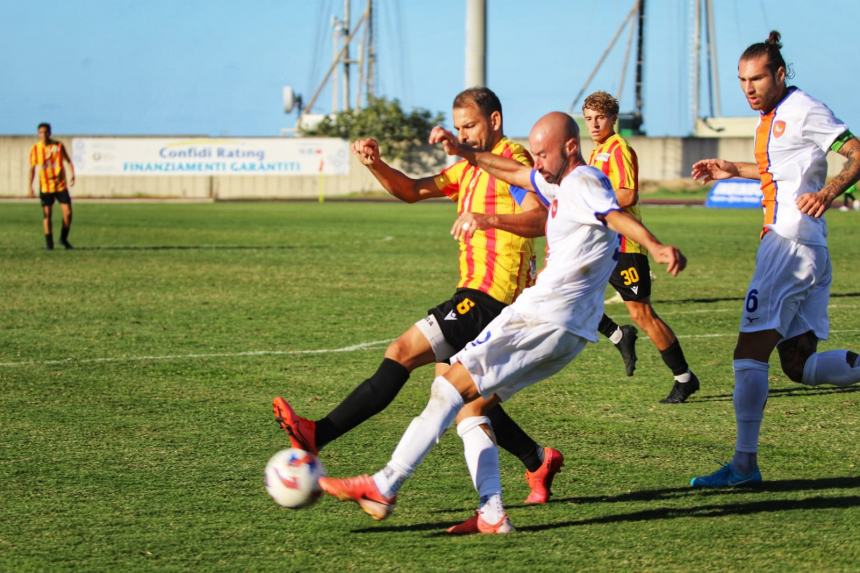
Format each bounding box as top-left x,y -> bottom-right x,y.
273,88 -> 564,505
583,92 -> 699,403
28,122 -> 76,250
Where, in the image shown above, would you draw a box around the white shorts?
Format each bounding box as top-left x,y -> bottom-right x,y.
740,231 -> 831,340
450,306 -> 587,402
414,314 -> 457,362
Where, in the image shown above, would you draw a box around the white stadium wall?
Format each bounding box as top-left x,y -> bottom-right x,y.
0,135 -> 846,200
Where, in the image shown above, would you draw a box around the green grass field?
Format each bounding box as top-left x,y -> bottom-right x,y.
1,201 -> 858,572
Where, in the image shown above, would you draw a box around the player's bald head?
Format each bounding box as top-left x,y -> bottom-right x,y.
529,112 -> 579,148
528,112 -> 582,184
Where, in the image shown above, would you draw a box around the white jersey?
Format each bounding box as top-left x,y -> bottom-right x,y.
755,87 -> 848,246
512,165 -> 621,341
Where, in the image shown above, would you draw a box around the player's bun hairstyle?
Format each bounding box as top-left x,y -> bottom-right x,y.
453,87 -> 503,119
741,30 -> 794,79
582,91 -> 619,117
37,122 -> 51,132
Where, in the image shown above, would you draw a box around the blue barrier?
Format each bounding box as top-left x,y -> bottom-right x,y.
705,178 -> 763,209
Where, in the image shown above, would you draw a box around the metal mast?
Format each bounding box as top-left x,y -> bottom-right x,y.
366,0 -> 375,99
690,0 -> 701,126
633,0 -> 645,130
705,0 -> 721,116
342,0 -> 351,111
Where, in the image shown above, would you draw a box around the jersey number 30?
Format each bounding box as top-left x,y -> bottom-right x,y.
620,267 -> 640,286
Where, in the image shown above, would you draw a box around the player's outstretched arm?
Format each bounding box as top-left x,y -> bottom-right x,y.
691,158 -> 759,182
797,136 -> 860,217
451,191 -> 548,240
428,126 -> 533,190
605,210 -> 687,277
352,138 -> 443,203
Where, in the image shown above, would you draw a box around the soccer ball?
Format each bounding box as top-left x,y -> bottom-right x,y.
264,448 -> 325,508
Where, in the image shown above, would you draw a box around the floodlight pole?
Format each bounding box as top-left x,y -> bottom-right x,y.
465,0 -> 486,87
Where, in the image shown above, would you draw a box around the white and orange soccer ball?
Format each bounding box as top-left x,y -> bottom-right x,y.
264,448 -> 325,508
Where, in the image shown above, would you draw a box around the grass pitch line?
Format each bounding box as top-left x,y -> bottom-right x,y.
681,328 -> 860,339
0,339 -> 393,368
3,329 -> 860,369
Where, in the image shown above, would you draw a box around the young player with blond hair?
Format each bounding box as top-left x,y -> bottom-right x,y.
582,91 -> 700,403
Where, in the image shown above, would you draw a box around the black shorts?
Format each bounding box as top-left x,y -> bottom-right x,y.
609,253 -> 651,301
39,190 -> 72,207
426,288 -> 506,356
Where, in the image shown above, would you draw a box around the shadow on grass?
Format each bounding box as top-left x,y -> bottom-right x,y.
514,494 -> 860,533
693,385 -> 860,403
669,291 -> 860,305
74,245 -> 308,251
352,476 -> 860,534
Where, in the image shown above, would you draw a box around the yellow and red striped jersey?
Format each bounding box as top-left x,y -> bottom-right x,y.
588,133 -> 643,254
29,141 -> 68,193
433,137 -> 536,304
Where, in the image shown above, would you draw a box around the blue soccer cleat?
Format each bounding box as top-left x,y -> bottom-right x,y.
690,463 -> 762,488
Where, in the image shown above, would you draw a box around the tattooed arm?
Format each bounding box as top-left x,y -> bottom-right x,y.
797,136 -> 860,217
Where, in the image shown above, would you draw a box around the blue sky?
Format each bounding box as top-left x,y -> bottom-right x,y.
1,0 -> 857,137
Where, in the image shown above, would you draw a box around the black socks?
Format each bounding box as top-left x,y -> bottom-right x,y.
598,314 -> 619,339
660,339 -> 689,376
487,405 -> 543,472
314,358 -> 410,450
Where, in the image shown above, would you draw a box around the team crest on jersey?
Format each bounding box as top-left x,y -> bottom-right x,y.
550,199 -> 558,218
773,120 -> 786,138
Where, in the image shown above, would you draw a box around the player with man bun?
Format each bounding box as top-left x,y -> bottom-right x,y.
690,31 -> 860,487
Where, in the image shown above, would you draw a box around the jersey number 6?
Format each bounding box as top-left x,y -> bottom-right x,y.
745,289 -> 759,313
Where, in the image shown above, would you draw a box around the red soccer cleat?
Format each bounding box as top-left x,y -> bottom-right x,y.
446,511 -> 515,535
318,474 -> 396,521
524,447 -> 564,504
272,397 -> 318,455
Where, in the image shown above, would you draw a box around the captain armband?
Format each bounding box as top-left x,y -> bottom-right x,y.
830,131 -> 854,153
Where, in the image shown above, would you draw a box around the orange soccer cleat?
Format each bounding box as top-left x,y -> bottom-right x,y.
446,511 -> 515,535
524,447 -> 564,504
318,474 -> 396,521
272,397 -> 318,455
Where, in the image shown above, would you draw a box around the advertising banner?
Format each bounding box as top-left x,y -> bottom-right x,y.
72,137 -> 350,176
705,178 -> 763,209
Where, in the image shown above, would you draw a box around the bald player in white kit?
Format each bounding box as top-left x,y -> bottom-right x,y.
317,111 -> 687,535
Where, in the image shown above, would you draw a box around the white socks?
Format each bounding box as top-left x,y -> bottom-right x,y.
674,371 -> 692,384
801,350 -> 860,386
733,359 -> 769,456
457,416 -> 504,523
373,376 -> 464,498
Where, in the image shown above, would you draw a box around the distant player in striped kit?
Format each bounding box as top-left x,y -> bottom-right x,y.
690,31 -> 860,487
274,87 -> 565,504
583,91 -> 699,403
28,123 -> 76,250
